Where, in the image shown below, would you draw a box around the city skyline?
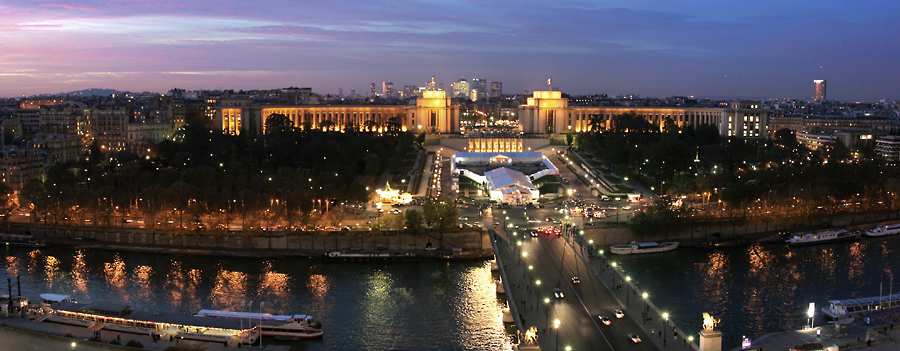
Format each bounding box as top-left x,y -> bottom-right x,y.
1,1 -> 898,101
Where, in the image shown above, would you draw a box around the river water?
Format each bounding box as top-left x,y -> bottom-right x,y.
610,235 -> 900,350
1,246 -> 514,351
6,235 -> 897,351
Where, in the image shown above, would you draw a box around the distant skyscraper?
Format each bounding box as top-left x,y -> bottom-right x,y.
472,78 -> 487,101
490,82 -> 502,98
404,85 -> 420,98
452,77 -> 469,98
350,88 -> 355,97
370,82 -> 376,97
425,76 -> 437,91
814,79 -> 827,101
383,82 -> 395,98
339,88 -> 342,97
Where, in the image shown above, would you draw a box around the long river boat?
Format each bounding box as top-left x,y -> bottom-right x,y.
610,241 -> 679,255
0,233 -> 45,248
44,301 -> 259,345
193,309 -> 324,339
865,224 -> 900,237
787,229 -> 860,246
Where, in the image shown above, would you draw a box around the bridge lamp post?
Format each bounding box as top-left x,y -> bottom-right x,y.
625,276 -> 631,304
663,313 -> 669,346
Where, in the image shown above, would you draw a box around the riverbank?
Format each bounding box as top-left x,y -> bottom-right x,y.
12,222 -> 492,259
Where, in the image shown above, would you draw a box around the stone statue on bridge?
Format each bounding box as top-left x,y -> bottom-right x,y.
703,312 -> 720,331
520,326 -> 539,345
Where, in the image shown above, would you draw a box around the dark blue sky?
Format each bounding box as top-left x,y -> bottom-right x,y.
2,0 -> 898,101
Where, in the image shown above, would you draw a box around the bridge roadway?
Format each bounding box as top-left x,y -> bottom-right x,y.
495,224 -> 695,351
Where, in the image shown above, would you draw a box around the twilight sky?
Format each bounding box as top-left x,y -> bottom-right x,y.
1,0 -> 898,101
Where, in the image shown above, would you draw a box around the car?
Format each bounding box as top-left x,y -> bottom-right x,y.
599,316 -> 611,325
554,288 -> 564,299
614,309 -> 624,318
571,276 -> 581,284
628,334 -> 642,343
530,230 -> 539,237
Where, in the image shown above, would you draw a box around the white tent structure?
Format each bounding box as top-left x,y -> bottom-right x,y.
485,167 -> 539,204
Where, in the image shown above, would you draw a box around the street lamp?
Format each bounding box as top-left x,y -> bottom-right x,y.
642,292 -> 649,314
544,298 -> 550,328
663,313 -> 669,346
688,336 -> 694,351
626,276 -> 632,304
554,319 -> 560,351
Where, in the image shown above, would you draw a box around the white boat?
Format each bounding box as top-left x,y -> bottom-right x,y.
45,301 -> 259,344
787,229 -> 860,246
609,241 -> 679,255
822,293 -> 900,319
194,309 -> 323,339
865,224 -> 900,237
40,293 -> 75,312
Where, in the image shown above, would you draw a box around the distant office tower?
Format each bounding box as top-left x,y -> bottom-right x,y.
339,88 -> 342,97
370,82 -> 377,97
351,88 -> 355,97
453,77 -> 469,98
426,76 -> 437,91
814,80 -> 827,101
403,85 -> 419,98
383,82 -> 395,99
472,78 -> 487,101
490,82 -> 502,98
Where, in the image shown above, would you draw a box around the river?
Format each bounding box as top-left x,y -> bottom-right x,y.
1,246 -> 514,351
610,234 -> 900,350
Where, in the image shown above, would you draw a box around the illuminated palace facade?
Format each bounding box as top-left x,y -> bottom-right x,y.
216,90 -> 766,139
519,91 -> 768,138
215,91 -> 460,135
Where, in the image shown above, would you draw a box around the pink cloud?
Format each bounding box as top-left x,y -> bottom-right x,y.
38,3 -> 102,12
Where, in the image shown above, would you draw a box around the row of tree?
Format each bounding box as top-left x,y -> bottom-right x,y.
14,112 -> 422,235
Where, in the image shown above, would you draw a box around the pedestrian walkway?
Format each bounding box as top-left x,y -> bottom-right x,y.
416,152 -> 434,196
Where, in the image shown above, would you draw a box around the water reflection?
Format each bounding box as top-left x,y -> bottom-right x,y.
71,250 -> 88,294
44,255 -> 60,289
209,266 -> 249,310
103,254 -> 126,288
2,247 -> 511,350
615,236 -> 900,350
258,261 -> 291,313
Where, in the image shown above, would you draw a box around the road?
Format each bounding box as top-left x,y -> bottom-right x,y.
496,224 -> 660,351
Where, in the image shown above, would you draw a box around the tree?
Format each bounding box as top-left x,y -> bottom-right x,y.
404,209 -> 424,235
587,114 -> 604,133
416,130 -> 426,146
19,178 -> 46,220
773,128 -> 798,148
423,197 -> 458,248
320,120 -> 336,131
265,113 -> 292,134
566,130 -> 574,148
0,183 -> 16,229
363,120 -> 379,132
386,116 -> 402,133
629,196 -> 688,238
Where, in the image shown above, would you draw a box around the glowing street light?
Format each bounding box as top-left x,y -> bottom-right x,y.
664,313 -> 669,346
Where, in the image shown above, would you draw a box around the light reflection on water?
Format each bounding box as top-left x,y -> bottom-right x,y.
614,235 -> 900,350
1,246 -> 512,350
